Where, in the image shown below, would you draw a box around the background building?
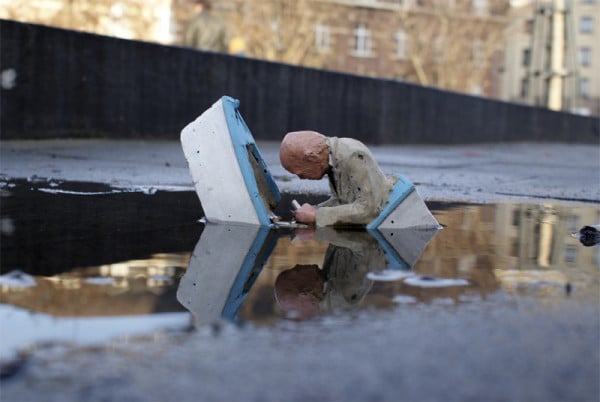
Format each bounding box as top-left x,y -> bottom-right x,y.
1,0 -> 509,98
0,0 -> 175,43
4,0 -> 598,115
501,0 -> 600,115
204,0 -> 510,98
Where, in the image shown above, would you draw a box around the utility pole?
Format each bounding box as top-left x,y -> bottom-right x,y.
547,0 -> 565,110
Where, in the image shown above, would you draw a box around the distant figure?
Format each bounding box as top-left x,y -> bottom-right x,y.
279,130 -> 394,227
184,0 -> 228,52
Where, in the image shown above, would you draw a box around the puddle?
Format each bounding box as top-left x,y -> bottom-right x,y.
1,179 -> 599,361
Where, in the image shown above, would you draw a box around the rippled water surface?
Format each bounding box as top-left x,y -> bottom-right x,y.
1,178 -> 599,360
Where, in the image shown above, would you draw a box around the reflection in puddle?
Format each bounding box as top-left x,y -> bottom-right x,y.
177,225 -> 439,323
1,253 -> 189,316
175,202 -> 599,325
573,224 -> 600,247
1,180 -> 599,357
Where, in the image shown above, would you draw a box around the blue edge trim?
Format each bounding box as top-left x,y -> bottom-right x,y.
367,228 -> 410,271
222,226 -> 277,321
366,175 -> 415,230
220,96 -> 281,319
222,96 -> 282,227
366,175 -> 416,270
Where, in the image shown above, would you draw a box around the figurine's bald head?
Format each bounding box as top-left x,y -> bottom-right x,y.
279,131 -> 329,180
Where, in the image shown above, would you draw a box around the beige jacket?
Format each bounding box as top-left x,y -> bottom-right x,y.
316,137 -> 393,227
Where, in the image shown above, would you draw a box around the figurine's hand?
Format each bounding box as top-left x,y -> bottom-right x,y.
294,203 -> 317,224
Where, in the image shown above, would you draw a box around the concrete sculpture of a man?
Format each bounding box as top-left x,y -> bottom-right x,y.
279,130 -> 394,226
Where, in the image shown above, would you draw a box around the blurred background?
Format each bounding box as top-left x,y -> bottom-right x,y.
1,0 -> 598,116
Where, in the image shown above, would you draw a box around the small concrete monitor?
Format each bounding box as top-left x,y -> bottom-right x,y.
181,96 -> 281,226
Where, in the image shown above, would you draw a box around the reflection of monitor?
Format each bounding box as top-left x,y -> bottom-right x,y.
181,96 -> 281,226
176,223 -> 278,326
368,227 -> 439,270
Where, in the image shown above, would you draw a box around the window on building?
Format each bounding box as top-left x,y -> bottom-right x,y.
581,0 -> 596,4
567,215 -> 579,232
522,48 -> 531,67
520,77 -> 529,99
394,30 -> 408,60
580,16 -> 594,33
564,246 -> 578,263
434,37 -> 444,63
315,24 -> 330,52
353,23 -> 372,57
512,210 -> 520,226
525,18 -> 534,33
471,39 -> 484,64
579,47 -> 591,67
579,77 -> 590,97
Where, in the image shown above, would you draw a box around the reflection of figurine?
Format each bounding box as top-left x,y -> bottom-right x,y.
274,264 -> 325,320
274,229 -> 387,320
178,222 -> 438,325
320,229 -> 386,310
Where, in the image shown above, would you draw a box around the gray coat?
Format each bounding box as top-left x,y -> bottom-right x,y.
316,137 -> 393,227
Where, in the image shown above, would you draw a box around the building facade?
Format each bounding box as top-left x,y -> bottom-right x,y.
0,0 -> 175,43
11,0 -> 599,112
200,0 -> 509,98
501,0 -> 600,115
0,0 -> 510,98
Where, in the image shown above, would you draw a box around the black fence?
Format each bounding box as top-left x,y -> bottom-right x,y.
1,19 -> 598,143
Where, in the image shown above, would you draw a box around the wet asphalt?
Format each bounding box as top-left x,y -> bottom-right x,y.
1,139 -> 599,402
1,139 -> 599,203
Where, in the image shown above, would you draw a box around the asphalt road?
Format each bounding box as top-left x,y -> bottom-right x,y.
1,139 -> 599,402
1,139 -> 599,203
2,299 -> 599,402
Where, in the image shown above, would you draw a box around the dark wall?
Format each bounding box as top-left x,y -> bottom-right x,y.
1,20 -> 598,144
